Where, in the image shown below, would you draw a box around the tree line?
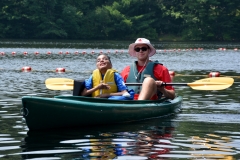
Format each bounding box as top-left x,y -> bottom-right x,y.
0,0 -> 239,41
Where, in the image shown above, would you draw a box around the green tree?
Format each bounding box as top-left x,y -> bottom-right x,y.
181,0 -> 240,41
0,0 -> 239,40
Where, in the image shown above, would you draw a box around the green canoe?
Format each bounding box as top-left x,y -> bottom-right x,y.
21,96 -> 182,130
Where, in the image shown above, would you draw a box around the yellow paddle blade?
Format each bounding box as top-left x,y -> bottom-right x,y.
187,77 -> 234,90
45,78 -> 74,90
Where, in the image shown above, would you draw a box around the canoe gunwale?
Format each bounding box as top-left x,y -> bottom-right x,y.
54,95 -> 170,104
21,95 -> 182,130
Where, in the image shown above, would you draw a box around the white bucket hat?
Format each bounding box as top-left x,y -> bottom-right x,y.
128,38 -> 156,57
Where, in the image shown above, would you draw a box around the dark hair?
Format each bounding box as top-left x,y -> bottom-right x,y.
97,54 -> 111,64
106,55 -> 111,64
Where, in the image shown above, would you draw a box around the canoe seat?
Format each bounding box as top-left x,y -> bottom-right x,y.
73,80 -> 86,96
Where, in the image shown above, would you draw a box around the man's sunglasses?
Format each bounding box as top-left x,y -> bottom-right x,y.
134,47 -> 148,52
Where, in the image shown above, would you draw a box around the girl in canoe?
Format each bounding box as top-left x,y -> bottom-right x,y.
81,54 -> 134,100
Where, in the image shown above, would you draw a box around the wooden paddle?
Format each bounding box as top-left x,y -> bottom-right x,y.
45,77 -> 234,91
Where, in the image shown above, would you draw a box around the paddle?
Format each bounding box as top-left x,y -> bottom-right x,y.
45,77 -> 234,91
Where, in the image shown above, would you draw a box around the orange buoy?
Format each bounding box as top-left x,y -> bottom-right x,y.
75,51 -> 79,54
65,51 -> 69,54
82,51 -> 86,54
91,51 -> 95,54
22,66 -> 32,72
23,52 -> 28,55
34,51 -> 39,55
219,48 -> 226,51
56,68 -> 65,73
209,72 -> 220,77
59,51 -> 63,54
12,52 -> 16,55
47,51 -> 51,55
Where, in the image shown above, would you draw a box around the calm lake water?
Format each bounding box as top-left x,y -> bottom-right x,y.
0,40 -> 240,159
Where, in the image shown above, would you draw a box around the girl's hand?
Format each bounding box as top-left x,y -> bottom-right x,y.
97,83 -> 111,90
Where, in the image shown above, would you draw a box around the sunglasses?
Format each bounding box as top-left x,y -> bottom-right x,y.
134,47 -> 148,52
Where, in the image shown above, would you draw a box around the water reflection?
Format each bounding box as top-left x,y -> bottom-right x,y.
8,119 -> 237,159
21,119 -> 176,159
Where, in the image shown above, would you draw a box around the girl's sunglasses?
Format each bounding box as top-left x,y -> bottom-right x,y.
134,47 -> 148,52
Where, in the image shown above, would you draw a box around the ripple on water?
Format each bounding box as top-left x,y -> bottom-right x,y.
1,115 -> 22,119
0,146 -> 20,151
0,138 -> 14,141
2,105 -> 17,109
215,131 -> 240,136
157,151 -> 234,158
0,101 -> 8,104
60,139 -> 92,144
9,149 -> 82,155
0,141 -> 21,144
177,114 -> 240,123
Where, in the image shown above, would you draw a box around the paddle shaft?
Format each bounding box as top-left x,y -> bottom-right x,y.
126,83 -> 186,86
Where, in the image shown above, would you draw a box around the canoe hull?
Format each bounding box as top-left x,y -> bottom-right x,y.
22,96 -> 182,130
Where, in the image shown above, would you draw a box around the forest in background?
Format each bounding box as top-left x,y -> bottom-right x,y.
0,0 -> 240,41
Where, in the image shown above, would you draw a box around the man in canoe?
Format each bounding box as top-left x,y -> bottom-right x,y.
81,54 -> 134,100
121,38 -> 175,100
